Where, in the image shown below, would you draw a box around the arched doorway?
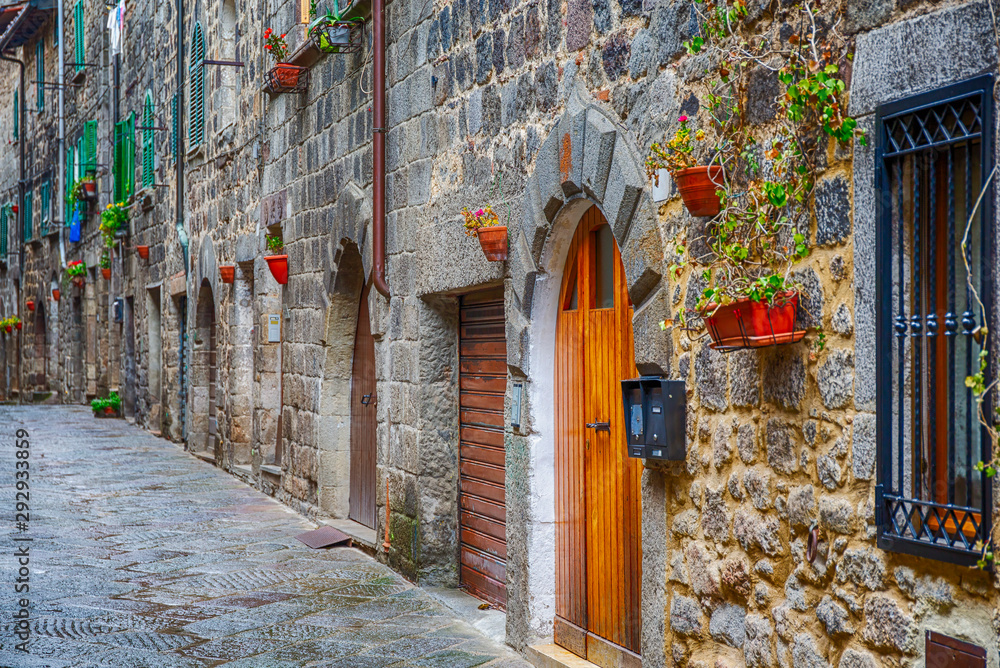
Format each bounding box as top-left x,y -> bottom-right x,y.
192,280 -> 217,458
33,301 -> 46,390
349,278 -> 376,528
554,205 -> 642,663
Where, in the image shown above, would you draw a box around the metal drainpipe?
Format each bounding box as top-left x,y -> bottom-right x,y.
58,0 -> 66,270
176,0 -> 188,275
0,53 -> 25,403
371,0 -> 388,298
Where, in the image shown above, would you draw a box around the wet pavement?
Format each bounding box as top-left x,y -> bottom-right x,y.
0,406 -> 529,668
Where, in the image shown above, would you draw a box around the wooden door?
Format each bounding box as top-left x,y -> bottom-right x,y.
458,288 -> 508,607
555,205 -> 642,665
349,280 -> 377,528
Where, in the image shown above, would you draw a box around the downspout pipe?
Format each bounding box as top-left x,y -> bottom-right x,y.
371,0 -> 388,297
176,0 -> 188,276
57,0 -> 65,269
0,52 -> 25,402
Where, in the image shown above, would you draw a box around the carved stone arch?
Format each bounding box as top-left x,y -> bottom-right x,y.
195,235 -> 219,303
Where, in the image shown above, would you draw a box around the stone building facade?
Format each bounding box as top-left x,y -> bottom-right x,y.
0,0 -> 997,666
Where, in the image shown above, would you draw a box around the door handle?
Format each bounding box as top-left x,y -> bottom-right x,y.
361,394 -> 373,405
585,422 -> 610,432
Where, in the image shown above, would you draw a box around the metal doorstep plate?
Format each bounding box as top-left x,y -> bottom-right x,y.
295,526 -> 353,549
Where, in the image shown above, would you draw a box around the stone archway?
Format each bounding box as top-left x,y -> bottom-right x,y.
506,96 -> 671,661
190,279 -> 218,459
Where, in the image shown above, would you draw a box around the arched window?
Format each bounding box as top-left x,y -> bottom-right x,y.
188,21 -> 205,148
141,90 -> 154,188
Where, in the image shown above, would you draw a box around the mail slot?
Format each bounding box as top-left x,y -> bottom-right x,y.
620,376 -> 686,460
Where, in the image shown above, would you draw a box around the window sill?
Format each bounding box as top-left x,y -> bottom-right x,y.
71,68 -> 85,84
260,463 -> 282,477
186,143 -> 205,162
286,38 -> 322,69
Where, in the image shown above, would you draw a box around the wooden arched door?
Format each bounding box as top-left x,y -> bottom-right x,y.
349,280 -> 377,528
554,205 -> 642,664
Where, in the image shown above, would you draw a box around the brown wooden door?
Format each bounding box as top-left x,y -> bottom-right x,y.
555,206 -> 641,665
458,288 -> 508,607
349,280 -> 377,528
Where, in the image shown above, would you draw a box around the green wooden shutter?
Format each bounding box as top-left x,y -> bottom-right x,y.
171,93 -> 178,161
35,39 -> 43,112
65,145 -> 74,222
12,90 -> 17,140
83,119 -> 97,174
142,90 -> 154,188
73,1 -> 84,72
113,120 -> 123,203
0,205 -> 7,256
188,22 -> 205,147
23,189 -> 32,242
40,180 -> 50,235
126,112 -> 135,199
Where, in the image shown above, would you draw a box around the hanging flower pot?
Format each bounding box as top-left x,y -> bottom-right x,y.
4,325 -> 11,333
51,288 -> 60,302
136,245 -> 149,259
266,64 -> 309,94
26,300 -> 34,312
220,265 -> 236,284
101,268 -> 111,280
81,179 -> 98,201
703,291 -> 804,350
476,226 -> 508,262
265,255 -> 289,285
674,165 -> 724,217
11,204 -> 17,213
15,321 -> 22,330
104,406 -> 115,415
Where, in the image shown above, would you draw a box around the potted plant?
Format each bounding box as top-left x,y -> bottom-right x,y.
646,116 -> 723,215
90,396 -> 106,416
51,288 -> 60,302
462,205 -> 508,261
11,315 -> 21,331
136,245 -> 149,259
264,28 -> 307,92
100,251 -> 112,280
264,235 -> 288,284
91,392 -> 121,417
308,0 -> 364,54
26,300 -> 34,312
100,201 -> 128,248
220,265 -> 236,284
65,260 -> 87,287
80,174 -> 97,200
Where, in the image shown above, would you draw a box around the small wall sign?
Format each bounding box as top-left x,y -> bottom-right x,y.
267,314 -> 281,342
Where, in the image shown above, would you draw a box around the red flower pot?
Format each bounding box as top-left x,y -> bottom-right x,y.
11,204 -> 17,213
703,291 -> 804,349
104,406 -> 115,415
4,326 -> 11,333
476,226 -> 508,262
101,268 -> 111,280
675,165 -> 724,217
265,255 -> 288,284
51,289 -> 60,302
26,300 -> 34,312
15,322 -> 21,330
82,180 -> 98,200
220,265 -> 236,284
272,64 -> 302,87
136,245 -> 149,259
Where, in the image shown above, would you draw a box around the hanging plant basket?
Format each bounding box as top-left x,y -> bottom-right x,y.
675,165 -> 724,217
702,291 -> 805,352
476,226 -> 508,262
26,300 -> 34,312
136,245 -> 149,259
101,268 -> 111,280
266,64 -> 310,94
51,288 -> 60,302
220,265 -> 236,284
310,19 -> 365,54
265,255 -> 289,284
81,180 -> 98,201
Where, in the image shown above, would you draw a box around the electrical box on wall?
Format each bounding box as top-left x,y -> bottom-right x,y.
620,377 -> 686,461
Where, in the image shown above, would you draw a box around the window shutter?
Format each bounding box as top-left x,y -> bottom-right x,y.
74,1 -> 84,72
76,135 -> 83,181
65,145 -> 74,222
142,91 -> 154,188
0,205 -> 7,256
36,39 -> 43,112
83,119 -> 97,174
127,112 -> 135,199
113,120 -> 123,203
188,22 -> 205,147
171,93 -> 179,162
40,180 -> 49,234
23,189 -> 31,242
12,90 -> 17,140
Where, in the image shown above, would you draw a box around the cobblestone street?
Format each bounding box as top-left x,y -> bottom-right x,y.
0,406 -> 528,668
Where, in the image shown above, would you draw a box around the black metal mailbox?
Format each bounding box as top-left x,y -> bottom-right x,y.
621,376 -> 686,460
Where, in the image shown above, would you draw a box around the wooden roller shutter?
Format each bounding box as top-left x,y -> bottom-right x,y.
458,288 -> 507,608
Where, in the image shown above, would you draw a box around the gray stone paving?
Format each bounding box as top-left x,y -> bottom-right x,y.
0,406 -> 529,668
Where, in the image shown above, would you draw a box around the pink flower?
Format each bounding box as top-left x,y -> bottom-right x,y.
678,115 -> 688,122
475,208 -> 485,216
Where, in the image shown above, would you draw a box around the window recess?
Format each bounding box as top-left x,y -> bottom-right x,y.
875,74 -> 995,566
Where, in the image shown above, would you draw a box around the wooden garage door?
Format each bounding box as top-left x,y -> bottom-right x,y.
459,288 -> 507,608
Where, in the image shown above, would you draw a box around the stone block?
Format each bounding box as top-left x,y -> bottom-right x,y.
702,485 -> 730,543
710,604 -> 747,649
744,614 -> 776,668
762,346 -> 804,409
851,412 -> 876,480
602,147 -> 644,244
566,0 -> 592,51
791,267 -> 823,329
819,496 -> 854,534
815,175 -> 850,246
582,108 -> 617,202
670,594 -> 704,637
792,633 -> 830,668
620,200 -> 664,307
557,109 -> 587,198
534,124 -> 566,224
695,344 -> 728,412
766,418 -> 797,474
850,2 -> 997,117
861,595 -> 916,652
631,287 -> 672,376
853,116 -> 876,411
729,349 -> 760,407
817,349 -> 854,409
651,1 -> 698,66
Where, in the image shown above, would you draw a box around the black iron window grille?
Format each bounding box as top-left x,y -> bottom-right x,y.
875,74 -> 995,566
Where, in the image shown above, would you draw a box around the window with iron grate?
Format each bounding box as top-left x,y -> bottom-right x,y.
875,75 -> 995,566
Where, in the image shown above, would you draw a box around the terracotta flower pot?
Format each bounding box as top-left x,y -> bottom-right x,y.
674,165 -> 724,217
104,406 -> 115,415
14,322 -> 21,330
265,255 -> 289,284
51,289 -> 60,302
273,64 -> 302,87
136,245 -> 149,259
5,326 -> 11,333
476,226 -> 508,262
702,291 -> 803,349
220,265 -> 236,284
26,300 -> 34,312
11,204 -> 17,213
72,277 -> 84,288
101,268 -> 111,280
82,180 -> 97,200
